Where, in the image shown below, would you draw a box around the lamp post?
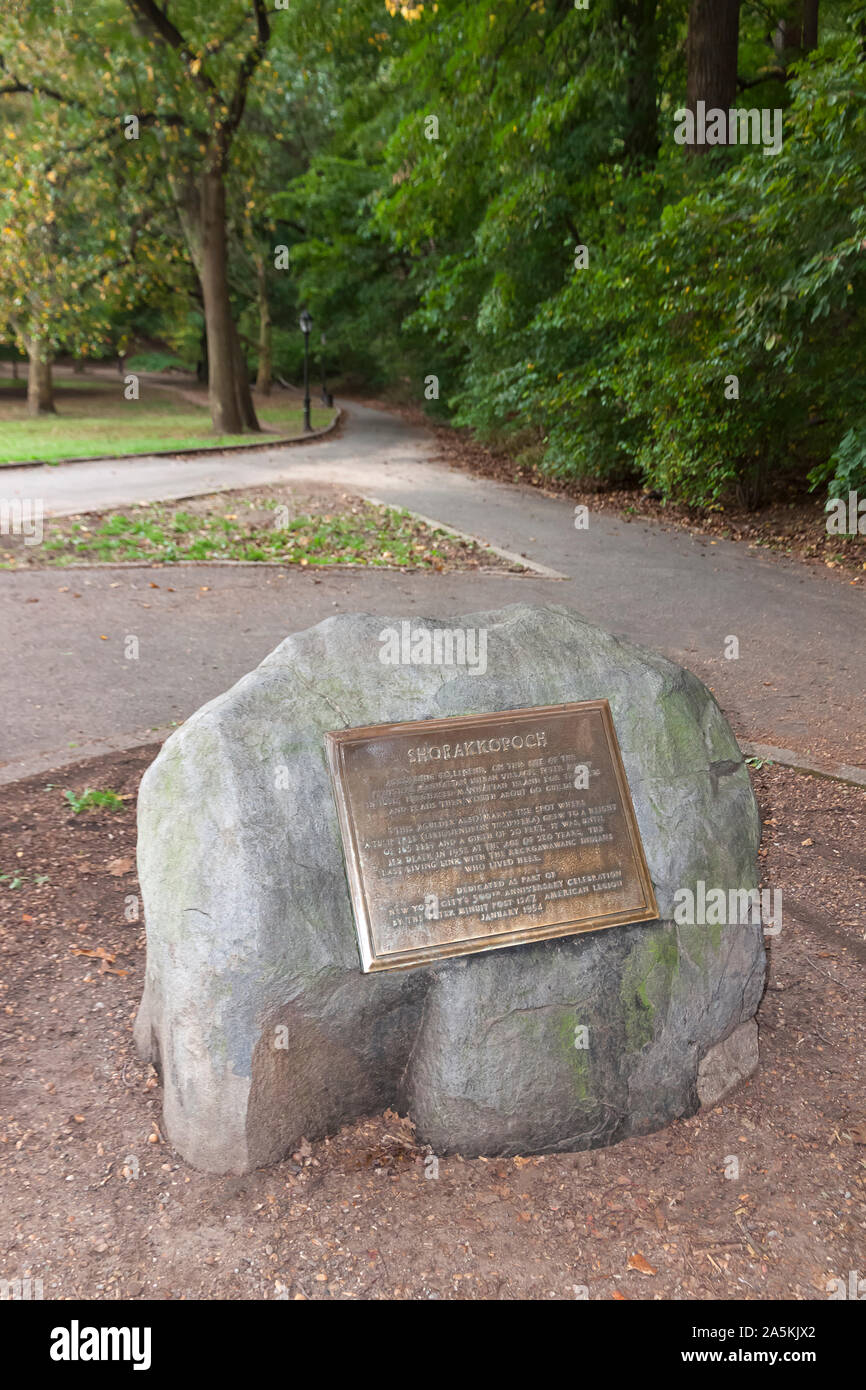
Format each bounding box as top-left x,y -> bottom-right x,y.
299,309 -> 313,431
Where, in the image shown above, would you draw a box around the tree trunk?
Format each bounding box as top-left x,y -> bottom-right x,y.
255,253 -> 272,395
773,1 -> 819,59
199,169 -> 249,434
686,0 -> 741,152
229,318 -> 259,430
170,163 -> 261,433
617,0 -> 660,161
27,339 -> 56,415
802,0 -> 818,51
196,327 -> 208,385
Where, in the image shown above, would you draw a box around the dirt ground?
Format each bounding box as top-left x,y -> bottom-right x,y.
0,749 -> 863,1301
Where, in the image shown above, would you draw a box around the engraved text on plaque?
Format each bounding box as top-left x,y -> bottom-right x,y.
325,701 -> 658,972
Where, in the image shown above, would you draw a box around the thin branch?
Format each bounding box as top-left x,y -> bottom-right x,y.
736,68 -> 788,90
124,0 -> 218,98
252,0 -> 271,47
0,77 -> 83,106
0,55 -> 113,117
223,1 -> 272,144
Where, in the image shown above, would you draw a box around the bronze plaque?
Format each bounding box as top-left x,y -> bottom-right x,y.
325,701 -> 658,973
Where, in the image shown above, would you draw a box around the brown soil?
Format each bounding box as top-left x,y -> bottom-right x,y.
0,750 -> 863,1301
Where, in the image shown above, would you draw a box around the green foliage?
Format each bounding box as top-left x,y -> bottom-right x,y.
810,424 -> 866,498
0,868 -> 50,888
125,351 -> 189,374
551,31 -> 866,507
280,0 -> 864,507
63,787 -> 125,813
272,154 -> 423,388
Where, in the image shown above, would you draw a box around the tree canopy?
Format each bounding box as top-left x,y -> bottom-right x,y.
1,0 -> 863,504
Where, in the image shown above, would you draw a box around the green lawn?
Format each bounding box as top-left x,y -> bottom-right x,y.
0,377 -> 105,393
0,380 -> 334,464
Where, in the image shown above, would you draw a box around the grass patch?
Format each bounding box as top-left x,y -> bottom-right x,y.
5,494 -> 502,570
0,377 -> 105,394
0,869 -> 50,890
63,787 -> 126,814
0,381 -> 334,464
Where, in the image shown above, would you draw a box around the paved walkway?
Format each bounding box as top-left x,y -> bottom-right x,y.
0,401 -> 863,779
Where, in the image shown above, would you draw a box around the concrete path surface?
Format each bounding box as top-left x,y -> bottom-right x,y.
0,401 -> 863,779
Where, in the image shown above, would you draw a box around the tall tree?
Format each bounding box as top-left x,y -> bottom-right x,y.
773,1 -> 820,58
686,0 -> 741,150
124,0 -> 275,434
803,0 -> 820,51
616,0 -> 661,162
0,90 -> 145,414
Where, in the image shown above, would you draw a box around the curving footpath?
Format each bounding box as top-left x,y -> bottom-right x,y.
0,400 -> 863,781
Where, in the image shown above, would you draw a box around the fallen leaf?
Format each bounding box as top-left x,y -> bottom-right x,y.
106,857 -> 134,876
627,1252 -> 657,1275
70,946 -> 115,962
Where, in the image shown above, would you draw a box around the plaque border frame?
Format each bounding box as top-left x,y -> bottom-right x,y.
325,700 -> 659,973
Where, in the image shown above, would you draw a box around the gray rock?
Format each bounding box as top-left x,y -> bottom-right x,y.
696,1019 -> 760,1108
134,603 -> 765,1172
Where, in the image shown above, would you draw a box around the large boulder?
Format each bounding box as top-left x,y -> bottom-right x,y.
134,603 -> 765,1173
